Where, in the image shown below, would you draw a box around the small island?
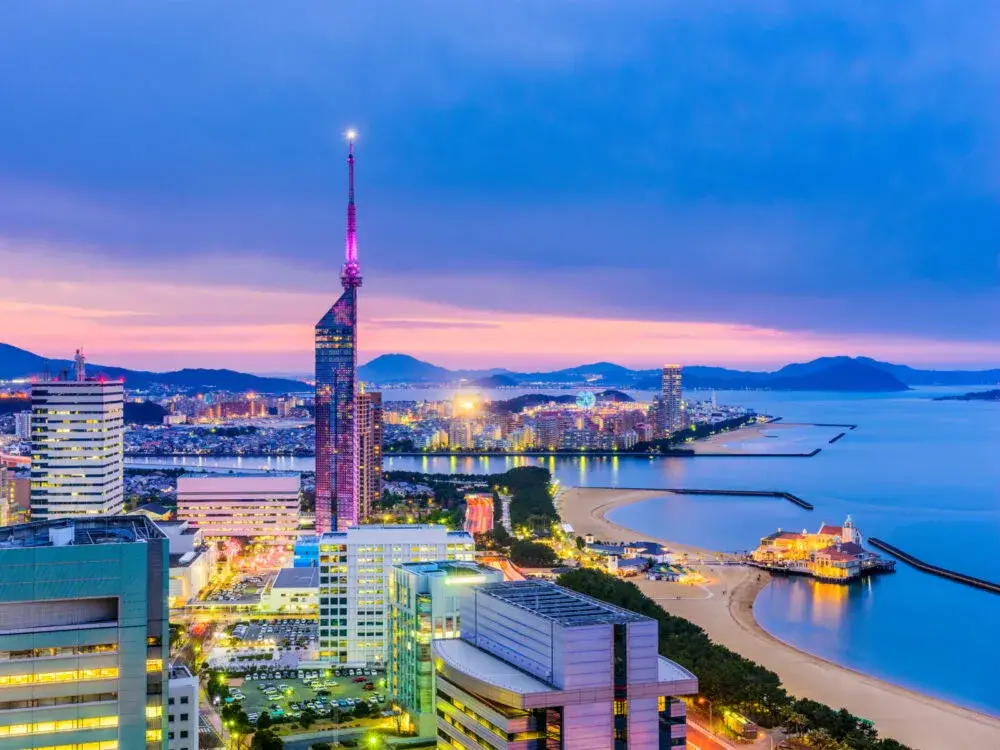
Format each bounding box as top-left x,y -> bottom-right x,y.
934,389 -> 1000,402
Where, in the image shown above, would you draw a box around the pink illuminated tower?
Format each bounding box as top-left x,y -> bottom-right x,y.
315,132 -> 363,532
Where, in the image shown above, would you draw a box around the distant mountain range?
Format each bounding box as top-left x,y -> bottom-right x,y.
360,354 -> 1000,392
934,389 -> 1000,402
4,342 -> 998,394
0,344 -> 309,394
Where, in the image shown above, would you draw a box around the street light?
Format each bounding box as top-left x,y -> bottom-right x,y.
698,696 -> 714,736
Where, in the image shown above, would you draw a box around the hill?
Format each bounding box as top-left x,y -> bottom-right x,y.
934,389 -> 1000,402
0,343 -> 308,393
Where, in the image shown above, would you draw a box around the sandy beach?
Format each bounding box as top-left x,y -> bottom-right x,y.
558,487 -> 1000,750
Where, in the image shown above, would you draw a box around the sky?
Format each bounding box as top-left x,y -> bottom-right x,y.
1,0 -> 999,373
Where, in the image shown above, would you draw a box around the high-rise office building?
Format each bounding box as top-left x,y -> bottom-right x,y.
176,475 -> 300,544
658,364 -> 684,435
317,525 -> 475,666
433,580 -> 698,749
30,350 -> 125,520
0,516 -> 170,749
357,389 -> 383,523
387,561 -> 503,737
316,136 -> 363,533
448,420 -> 472,450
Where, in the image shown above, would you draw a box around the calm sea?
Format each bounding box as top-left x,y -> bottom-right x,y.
129,388 -> 1000,715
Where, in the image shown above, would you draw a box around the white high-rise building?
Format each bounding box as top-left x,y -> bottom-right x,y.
659,364 -> 684,434
13,411 -> 31,440
30,351 -> 124,520
318,524 -> 475,666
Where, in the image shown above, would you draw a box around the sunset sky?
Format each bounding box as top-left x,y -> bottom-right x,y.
2,1 -> 999,373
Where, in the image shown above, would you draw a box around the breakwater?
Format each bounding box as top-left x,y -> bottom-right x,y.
590,486 -> 814,510
869,538 -> 1000,595
828,432 -> 847,444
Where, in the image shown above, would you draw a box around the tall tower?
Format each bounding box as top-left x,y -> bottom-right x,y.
315,133 -> 363,532
659,364 -> 684,435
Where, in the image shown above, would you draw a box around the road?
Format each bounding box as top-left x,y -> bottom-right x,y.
686,721 -> 737,750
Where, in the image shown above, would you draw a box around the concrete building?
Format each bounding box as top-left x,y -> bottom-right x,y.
387,561 -> 503,737
13,411 -> 30,440
29,354 -> 125,520
167,664 -> 198,750
433,580 -> 697,749
658,364 -> 684,435
155,520 -> 217,608
463,493 -> 495,536
294,534 -> 320,568
0,516 -> 170,749
261,567 -> 319,613
177,475 -> 300,543
357,389 -> 383,523
318,525 -> 475,666
448,420 -> 472,450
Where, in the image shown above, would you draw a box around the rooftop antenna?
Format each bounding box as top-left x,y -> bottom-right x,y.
341,128 -> 362,291
74,348 -> 86,382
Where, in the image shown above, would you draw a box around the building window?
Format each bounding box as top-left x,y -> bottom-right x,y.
180,696 -> 189,705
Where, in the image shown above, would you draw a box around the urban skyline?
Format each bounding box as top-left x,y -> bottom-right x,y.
2,3 -> 999,371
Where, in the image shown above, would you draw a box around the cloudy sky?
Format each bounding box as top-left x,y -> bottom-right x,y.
2,0 -> 999,372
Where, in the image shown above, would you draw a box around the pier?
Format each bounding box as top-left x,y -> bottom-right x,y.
869,538 -> 1000,595
589,487 -> 814,510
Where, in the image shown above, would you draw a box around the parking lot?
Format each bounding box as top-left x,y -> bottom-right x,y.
224,667 -> 388,725
231,619 -> 316,650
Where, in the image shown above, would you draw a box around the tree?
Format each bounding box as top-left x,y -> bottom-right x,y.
255,712 -> 272,730
352,701 -> 372,719
575,535 -> 586,550
299,708 -> 317,729
509,540 -> 558,568
250,729 -> 284,750
311,744 -> 332,750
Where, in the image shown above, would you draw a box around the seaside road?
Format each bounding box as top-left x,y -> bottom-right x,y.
686,722 -> 735,750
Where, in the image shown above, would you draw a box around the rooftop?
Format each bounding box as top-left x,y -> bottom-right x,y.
168,664 -> 195,681
273,567 -> 319,589
319,524 -> 473,543
0,516 -> 165,549
475,581 -> 647,626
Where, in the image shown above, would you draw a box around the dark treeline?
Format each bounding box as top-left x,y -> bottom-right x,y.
557,569 -> 910,750
626,414 -> 759,453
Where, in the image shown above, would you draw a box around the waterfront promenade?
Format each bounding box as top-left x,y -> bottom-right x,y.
558,486 -> 1000,750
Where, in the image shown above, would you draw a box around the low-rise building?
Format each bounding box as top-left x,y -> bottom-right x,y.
177,474 -> 300,543
261,567 -> 319,613
156,520 -> 217,607
433,580 -> 697,749
387,561 -> 503,737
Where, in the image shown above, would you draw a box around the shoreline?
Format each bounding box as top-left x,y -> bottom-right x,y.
558,487 -> 1000,750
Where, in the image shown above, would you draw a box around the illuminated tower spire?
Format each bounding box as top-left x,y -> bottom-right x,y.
341,129 -> 362,290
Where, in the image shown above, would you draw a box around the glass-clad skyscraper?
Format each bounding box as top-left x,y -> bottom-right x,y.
316,136 -> 363,533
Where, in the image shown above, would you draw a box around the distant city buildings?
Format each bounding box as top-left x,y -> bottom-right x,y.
317,525 -> 475,666
13,411 -> 30,440
0,516 -> 170,748
316,136 -> 363,533
387,561 -> 503,736
29,350 -> 125,520
357,388 -> 383,523
433,580 -> 698,749
463,492 -> 495,535
176,475 -> 300,543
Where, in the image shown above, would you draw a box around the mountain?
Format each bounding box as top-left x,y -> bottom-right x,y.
0,343 -> 308,393
356,353 -> 924,391
358,354 -> 506,383
855,357 -> 1000,386
769,360 -> 907,391
471,373 -> 519,388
